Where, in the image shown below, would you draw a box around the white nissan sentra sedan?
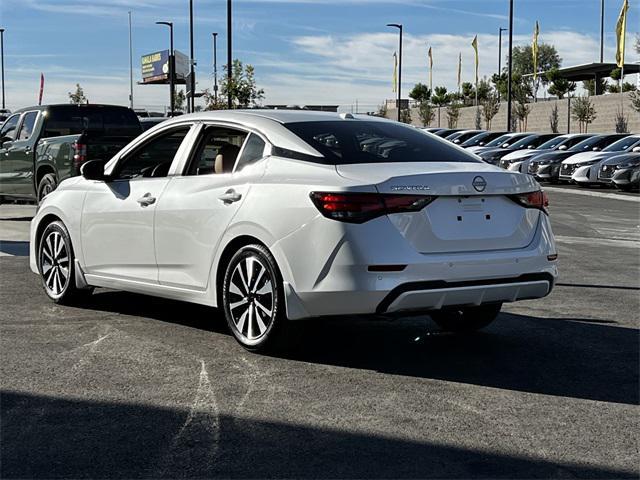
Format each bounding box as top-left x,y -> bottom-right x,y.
30,110 -> 558,351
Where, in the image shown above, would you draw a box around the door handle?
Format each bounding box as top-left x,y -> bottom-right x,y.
218,189 -> 242,204
137,193 -> 156,207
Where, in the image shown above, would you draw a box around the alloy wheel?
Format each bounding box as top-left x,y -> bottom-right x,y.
227,255 -> 275,342
40,230 -> 70,297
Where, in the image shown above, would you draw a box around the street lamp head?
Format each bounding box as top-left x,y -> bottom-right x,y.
0,28 -> 4,33
156,21 -> 173,27
212,32 -> 218,37
386,23 -> 402,29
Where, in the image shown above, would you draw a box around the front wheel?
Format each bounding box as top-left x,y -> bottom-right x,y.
222,244 -> 286,352
38,220 -> 92,304
430,303 -> 502,333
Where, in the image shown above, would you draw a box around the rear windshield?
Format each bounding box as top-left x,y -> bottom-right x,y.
43,106 -> 141,138
283,121 -> 481,165
538,136 -> 569,150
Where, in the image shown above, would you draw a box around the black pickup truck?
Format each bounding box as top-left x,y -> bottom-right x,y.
0,104 -> 142,202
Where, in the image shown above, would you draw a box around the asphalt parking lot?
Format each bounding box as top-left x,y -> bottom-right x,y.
0,187 -> 638,479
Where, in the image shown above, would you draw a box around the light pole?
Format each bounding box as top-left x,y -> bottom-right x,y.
387,23 -> 403,122
189,0 -> 195,113
128,12 -> 134,109
498,27 -> 507,102
600,0 -> 605,63
212,33 -> 218,104
0,28 -> 5,110
507,0 -> 514,131
156,21 -> 175,116
227,0 -> 232,109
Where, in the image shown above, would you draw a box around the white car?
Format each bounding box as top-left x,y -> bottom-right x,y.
503,134 -> 593,174
30,110 -> 558,351
558,134 -> 634,183
570,136 -> 640,186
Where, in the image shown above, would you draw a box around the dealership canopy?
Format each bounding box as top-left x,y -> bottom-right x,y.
526,62 -> 640,95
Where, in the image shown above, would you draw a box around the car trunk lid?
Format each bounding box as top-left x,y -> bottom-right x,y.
336,162 -> 541,254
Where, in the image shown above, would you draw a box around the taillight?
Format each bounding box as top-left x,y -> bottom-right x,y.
509,190 -> 549,213
72,142 -> 87,169
310,192 -> 436,223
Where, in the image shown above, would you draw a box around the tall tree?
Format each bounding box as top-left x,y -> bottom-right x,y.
545,68 -> 576,99
571,95 -> 597,133
481,92 -> 500,130
409,83 -> 431,104
206,59 -> 265,109
68,84 -> 88,105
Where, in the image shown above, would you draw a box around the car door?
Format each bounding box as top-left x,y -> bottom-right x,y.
11,111 -> 41,197
81,124 -> 195,283
0,113 -> 23,195
154,125 -> 269,290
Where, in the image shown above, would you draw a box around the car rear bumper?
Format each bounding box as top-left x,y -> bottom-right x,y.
276,213 -> 558,320
377,273 -> 553,314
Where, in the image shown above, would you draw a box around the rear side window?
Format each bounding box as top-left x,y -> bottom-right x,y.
0,114 -> 21,141
187,127 -> 248,175
235,133 -> 266,172
43,106 -> 142,138
17,112 -> 38,140
283,121 -> 480,165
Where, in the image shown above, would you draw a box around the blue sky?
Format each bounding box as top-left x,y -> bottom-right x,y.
1,0 -> 638,112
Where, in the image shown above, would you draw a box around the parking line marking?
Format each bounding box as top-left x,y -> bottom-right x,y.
544,186 -> 639,203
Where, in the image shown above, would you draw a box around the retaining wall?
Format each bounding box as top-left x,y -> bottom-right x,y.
388,93 -> 640,133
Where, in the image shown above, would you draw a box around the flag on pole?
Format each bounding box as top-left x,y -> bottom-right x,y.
428,46 -> 433,91
615,0 -> 629,68
471,35 -> 479,87
457,52 -> 462,90
38,73 -> 45,106
532,21 -> 540,81
392,52 -> 398,93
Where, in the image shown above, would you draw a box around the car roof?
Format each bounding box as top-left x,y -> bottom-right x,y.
166,109 -> 391,125
12,104 -> 134,114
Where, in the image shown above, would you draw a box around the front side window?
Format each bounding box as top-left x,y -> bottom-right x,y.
0,114 -> 21,141
115,126 -> 191,180
283,121 -> 480,165
187,127 -> 248,175
17,112 -> 38,141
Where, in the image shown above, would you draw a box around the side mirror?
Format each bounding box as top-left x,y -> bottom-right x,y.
0,136 -> 12,146
527,145 -> 535,149
81,159 -> 106,181
502,143 -> 510,148
478,142 -> 486,146
632,146 -> 640,153
558,145 -> 567,151
592,147 -> 601,152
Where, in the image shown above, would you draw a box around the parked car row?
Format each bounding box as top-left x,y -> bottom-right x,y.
424,128 -> 640,192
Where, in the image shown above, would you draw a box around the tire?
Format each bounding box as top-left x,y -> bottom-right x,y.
37,173 -> 57,203
222,244 -> 287,352
38,220 -> 92,304
430,303 -> 502,333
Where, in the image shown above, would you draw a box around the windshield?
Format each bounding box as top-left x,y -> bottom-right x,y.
283,121 -> 482,165
603,136 -> 640,152
483,134 -> 513,148
538,136 -> 569,150
509,135 -> 542,149
461,131 -> 505,147
568,136 -> 607,152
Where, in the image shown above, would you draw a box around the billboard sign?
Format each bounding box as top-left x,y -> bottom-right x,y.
141,49 -> 190,84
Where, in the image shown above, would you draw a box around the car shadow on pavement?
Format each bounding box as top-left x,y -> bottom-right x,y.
80,290 -> 638,406
1,390 -> 636,479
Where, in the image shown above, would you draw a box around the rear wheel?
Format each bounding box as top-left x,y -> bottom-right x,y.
37,173 -> 57,203
222,244 -> 286,352
38,220 -> 92,304
430,303 -> 502,333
